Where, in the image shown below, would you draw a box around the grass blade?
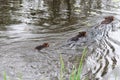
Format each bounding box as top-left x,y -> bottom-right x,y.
77,47 -> 87,80
70,47 -> 87,80
60,54 -> 65,80
3,71 -> 7,80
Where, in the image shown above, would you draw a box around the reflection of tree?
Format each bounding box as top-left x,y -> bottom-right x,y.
49,0 -> 61,24
0,0 -> 10,25
20,0 -> 103,25
0,0 -> 22,25
79,0 -> 102,16
46,0 -> 103,25
80,0 -> 90,16
49,0 -> 76,24
52,0 -> 60,18
0,0 -> 103,27
96,0 -> 101,9
104,0 -> 111,10
65,0 -> 71,21
20,0 -> 22,4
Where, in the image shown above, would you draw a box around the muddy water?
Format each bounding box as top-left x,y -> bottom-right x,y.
0,0 -> 120,80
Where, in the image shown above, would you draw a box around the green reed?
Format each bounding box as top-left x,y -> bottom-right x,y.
70,47 -> 87,80
60,47 -> 87,80
60,53 -> 65,80
3,71 -> 7,80
3,71 -> 22,80
3,47 -> 87,80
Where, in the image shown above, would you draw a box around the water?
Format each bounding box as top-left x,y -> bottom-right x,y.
81,21 -> 120,80
0,0 -> 120,80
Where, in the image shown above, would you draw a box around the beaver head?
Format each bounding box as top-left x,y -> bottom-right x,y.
101,16 -> 114,24
35,43 -> 49,51
78,31 -> 86,37
42,43 -> 49,47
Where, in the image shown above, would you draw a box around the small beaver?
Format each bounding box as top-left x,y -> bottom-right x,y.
35,43 -> 49,51
101,16 -> 114,24
70,31 -> 86,41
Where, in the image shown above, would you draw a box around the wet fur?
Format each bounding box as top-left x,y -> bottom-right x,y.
70,31 -> 86,41
101,16 -> 114,24
35,43 -> 49,51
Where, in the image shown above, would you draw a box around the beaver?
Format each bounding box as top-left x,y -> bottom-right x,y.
101,16 -> 114,24
35,43 -> 49,51
70,31 -> 86,41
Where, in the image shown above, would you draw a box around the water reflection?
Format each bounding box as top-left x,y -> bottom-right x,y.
83,22 -> 120,79
1,0 -> 119,27
0,1 -> 10,25
14,0 -> 104,25
0,0 -> 106,27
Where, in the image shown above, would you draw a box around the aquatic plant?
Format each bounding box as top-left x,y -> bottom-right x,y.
70,47 -> 87,80
60,47 -> 87,80
3,72 -> 22,80
3,47 -> 87,80
3,71 -> 7,80
60,54 -> 65,80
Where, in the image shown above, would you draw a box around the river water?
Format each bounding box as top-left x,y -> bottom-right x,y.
0,0 -> 120,80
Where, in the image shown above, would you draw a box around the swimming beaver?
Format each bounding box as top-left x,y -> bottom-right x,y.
101,16 -> 114,24
35,43 -> 49,51
70,31 -> 86,41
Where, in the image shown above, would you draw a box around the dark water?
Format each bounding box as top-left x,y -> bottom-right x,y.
0,0 -> 120,80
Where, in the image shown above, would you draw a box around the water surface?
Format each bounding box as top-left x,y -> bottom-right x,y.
0,0 -> 120,80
